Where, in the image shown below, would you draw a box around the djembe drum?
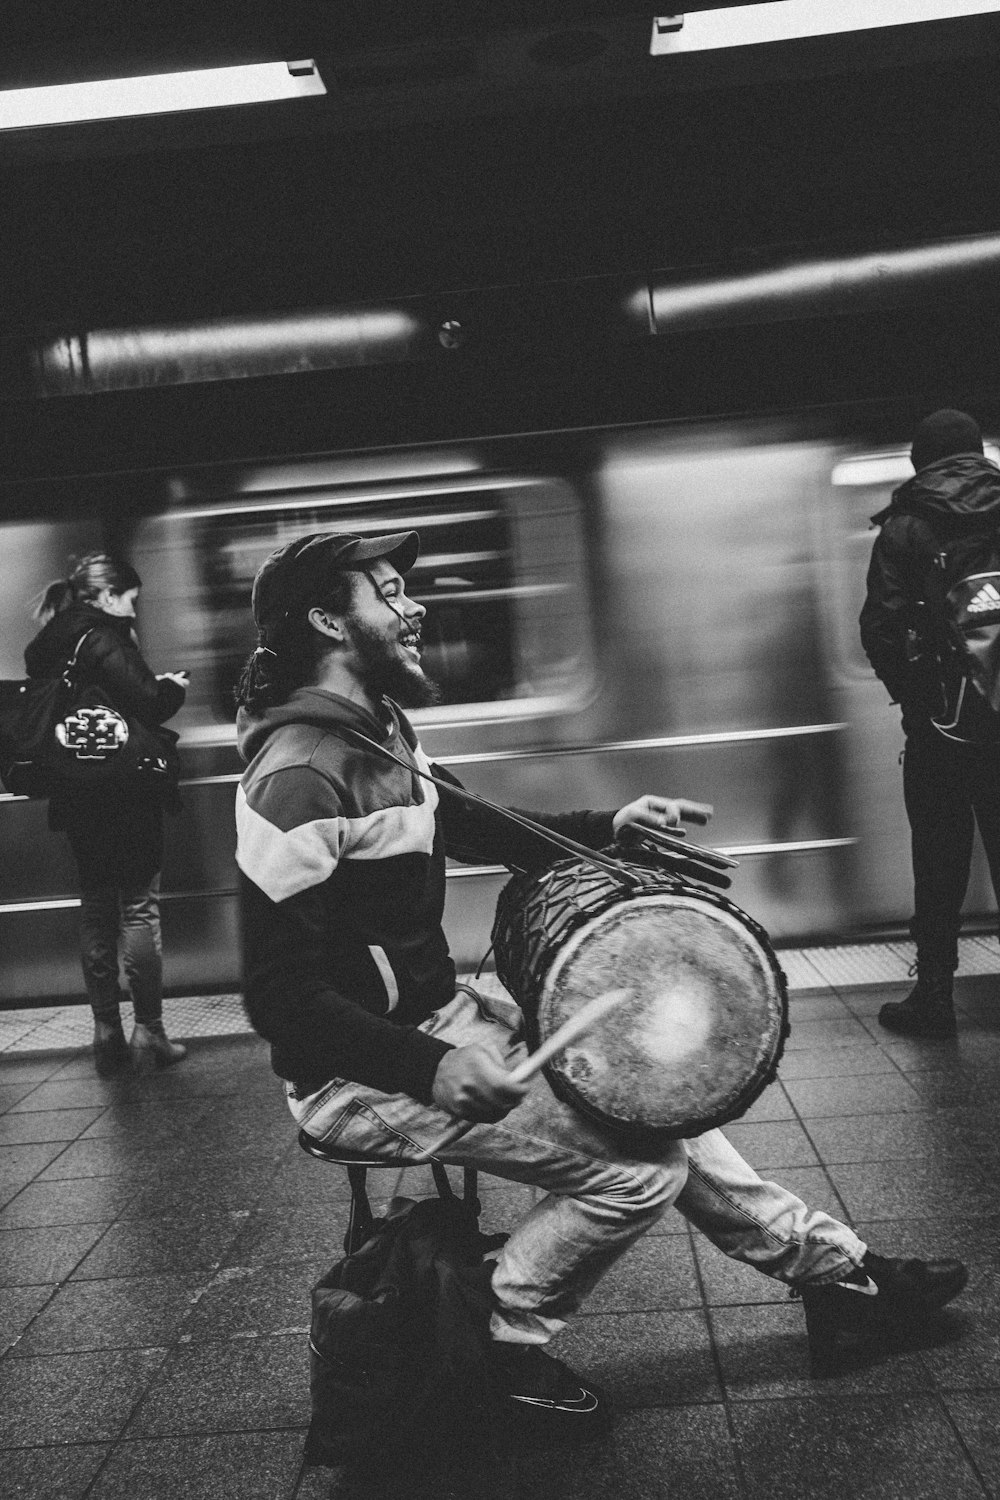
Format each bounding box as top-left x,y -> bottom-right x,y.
492,850 -> 789,1144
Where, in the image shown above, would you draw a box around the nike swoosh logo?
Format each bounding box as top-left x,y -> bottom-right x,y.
509,1389 -> 600,1412
838,1277 -> 878,1296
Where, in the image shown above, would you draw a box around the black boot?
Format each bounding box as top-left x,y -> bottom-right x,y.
800,1250 -> 968,1376
92,1016 -> 128,1077
878,963 -> 957,1038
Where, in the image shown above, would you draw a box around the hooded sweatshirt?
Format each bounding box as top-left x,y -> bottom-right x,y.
860,453 -> 1000,717
235,687 -> 616,1103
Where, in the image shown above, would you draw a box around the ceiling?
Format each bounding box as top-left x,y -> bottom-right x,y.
3,2 -> 1000,475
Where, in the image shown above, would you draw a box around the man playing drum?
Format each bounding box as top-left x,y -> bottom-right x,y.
235,529 -> 966,1436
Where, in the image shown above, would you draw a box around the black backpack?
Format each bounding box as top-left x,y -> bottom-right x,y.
913,519 -> 1000,744
305,1192 -> 505,1476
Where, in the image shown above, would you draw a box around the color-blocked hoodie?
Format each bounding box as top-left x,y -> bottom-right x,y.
236,687 -> 615,1102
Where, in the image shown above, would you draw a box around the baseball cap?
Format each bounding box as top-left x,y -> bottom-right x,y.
250,529 -> 419,636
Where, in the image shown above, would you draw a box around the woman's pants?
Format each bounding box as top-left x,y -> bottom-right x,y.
288,987 -> 867,1345
78,874 -> 164,1026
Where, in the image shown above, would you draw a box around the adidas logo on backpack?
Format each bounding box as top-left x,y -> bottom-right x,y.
967,581 -> 1000,614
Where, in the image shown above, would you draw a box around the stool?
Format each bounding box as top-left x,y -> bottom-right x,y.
298,1128 -> 481,1256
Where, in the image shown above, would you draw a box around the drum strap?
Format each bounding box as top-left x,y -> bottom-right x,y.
328,724 -> 642,889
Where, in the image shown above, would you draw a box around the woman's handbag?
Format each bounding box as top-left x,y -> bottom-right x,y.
0,632 -> 180,798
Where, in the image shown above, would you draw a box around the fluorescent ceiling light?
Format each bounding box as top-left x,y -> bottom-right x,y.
0,60 -> 325,130
652,1 -> 1000,55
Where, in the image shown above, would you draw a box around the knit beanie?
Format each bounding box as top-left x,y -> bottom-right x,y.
910,409 -> 983,473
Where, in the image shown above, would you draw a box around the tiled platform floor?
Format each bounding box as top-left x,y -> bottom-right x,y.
2,946 -> 999,1499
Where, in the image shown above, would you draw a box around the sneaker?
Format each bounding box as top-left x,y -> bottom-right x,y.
801,1250 -> 968,1376
129,1020 -> 187,1074
878,967 -> 957,1038
489,1343 -> 613,1437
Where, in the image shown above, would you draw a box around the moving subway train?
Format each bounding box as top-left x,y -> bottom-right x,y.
2,407 -> 998,1004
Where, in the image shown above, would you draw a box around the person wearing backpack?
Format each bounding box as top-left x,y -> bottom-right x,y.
24,553 -> 190,1075
860,408 -> 1000,1038
235,528 -> 967,1438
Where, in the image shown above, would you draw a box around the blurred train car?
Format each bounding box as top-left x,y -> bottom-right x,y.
2,409 -> 998,1003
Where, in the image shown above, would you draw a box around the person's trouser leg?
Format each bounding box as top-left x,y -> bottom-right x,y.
678,1128 -> 865,1285
290,989 -> 865,1343
969,743 -> 1000,956
78,884 -> 123,1022
120,874 -> 163,1025
903,727 -> 974,970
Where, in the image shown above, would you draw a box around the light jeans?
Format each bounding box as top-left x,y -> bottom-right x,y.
79,874 -> 163,1026
289,986 -> 866,1343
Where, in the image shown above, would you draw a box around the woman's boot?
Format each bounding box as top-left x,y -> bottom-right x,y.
93,1014 -> 128,1077
129,1019 -> 187,1074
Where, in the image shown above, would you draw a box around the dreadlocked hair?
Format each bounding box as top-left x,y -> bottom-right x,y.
234,571 -> 357,716
34,553 -> 141,623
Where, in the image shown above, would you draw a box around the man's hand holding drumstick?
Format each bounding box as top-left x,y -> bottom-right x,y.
612,793 -> 714,838
422,989 -> 632,1163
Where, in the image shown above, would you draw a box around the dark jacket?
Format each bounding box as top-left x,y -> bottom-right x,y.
24,603 -> 185,832
859,453 -> 1000,725
236,686 -> 616,1103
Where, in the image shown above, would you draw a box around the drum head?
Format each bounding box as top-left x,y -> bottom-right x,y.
538,890 -> 787,1140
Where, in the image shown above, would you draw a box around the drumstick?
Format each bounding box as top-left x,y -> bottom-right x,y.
410,987 -> 631,1165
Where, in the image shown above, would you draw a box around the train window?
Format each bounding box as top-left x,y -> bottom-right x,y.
132,473 -> 595,741
828,443 -> 1000,675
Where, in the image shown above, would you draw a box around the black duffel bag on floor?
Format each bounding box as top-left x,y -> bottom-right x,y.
306,1192 -> 504,1475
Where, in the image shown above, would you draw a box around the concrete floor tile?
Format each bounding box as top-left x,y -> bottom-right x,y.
0,1175 -> 139,1229
693,1238 -> 791,1307
11,1271 -> 206,1356
1,1442 -> 110,1499
0,1107 -> 105,1146
852,1213 -> 1000,1267
36,1137 -> 174,1181
1,1223 -> 109,1286
126,1334 -> 310,1436
7,1078 -> 138,1112
0,1347 -> 168,1444
827,1159 -> 997,1220
943,1392 -> 1000,1494
512,1405 -> 742,1500
0,1081 -> 48,1111
776,1046 -> 896,1080
784,1017 -> 878,1051
551,1309 -> 721,1408
783,1074 -> 922,1118
719,1119 -> 820,1169
87,1431 -> 306,1500
709,1301 -> 935,1400
731,1394 -> 986,1499
78,1099 -> 214,1140
222,1200 -> 356,1268
735,1083 -> 795,1123
71,1211 -> 249,1278
0,1283 -> 55,1352
0,1141 -> 70,1191
0,1056 -> 74,1084
584,1233 -> 700,1314
180,1261 -> 320,1342
805,1112 -> 974,1164
786,994 -> 854,1021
